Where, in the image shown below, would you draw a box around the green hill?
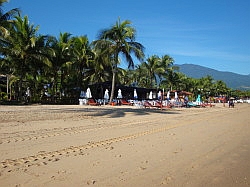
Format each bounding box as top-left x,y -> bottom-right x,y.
176,64 -> 250,90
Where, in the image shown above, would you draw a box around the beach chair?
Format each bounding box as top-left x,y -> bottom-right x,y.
87,98 -> 100,106
155,101 -> 172,109
120,99 -> 133,105
202,102 -> 215,107
187,102 -> 206,108
187,102 -> 197,107
143,101 -> 160,109
144,101 -> 152,108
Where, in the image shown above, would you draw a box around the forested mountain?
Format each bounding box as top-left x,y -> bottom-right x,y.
176,64 -> 250,90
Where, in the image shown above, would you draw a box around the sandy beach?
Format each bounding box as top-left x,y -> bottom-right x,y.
0,103 -> 249,187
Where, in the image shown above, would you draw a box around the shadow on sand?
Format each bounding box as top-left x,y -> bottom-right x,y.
46,106 -> 180,118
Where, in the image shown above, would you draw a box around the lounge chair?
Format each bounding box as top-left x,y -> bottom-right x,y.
187,102 -> 206,108
143,101 -> 170,109
87,98 -> 100,106
203,102 -> 215,107
155,101 -> 172,109
187,102 -> 197,107
144,101 -> 154,108
120,99 -> 133,105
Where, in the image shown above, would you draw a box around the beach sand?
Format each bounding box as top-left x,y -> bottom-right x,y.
0,103 -> 249,187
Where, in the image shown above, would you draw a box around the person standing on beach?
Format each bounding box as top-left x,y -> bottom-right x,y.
229,99 -> 234,108
25,87 -> 31,103
184,95 -> 189,107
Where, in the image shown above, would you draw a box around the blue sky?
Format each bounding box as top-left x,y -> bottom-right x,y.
3,0 -> 250,75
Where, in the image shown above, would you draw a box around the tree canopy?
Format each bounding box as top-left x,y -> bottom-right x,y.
0,1 -> 247,103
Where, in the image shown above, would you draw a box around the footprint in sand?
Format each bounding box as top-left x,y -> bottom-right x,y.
86,180 -> 96,185
161,176 -> 173,184
139,166 -> 147,170
106,146 -> 114,150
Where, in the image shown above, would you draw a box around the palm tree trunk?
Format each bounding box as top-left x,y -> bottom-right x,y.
109,53 -> 118,104
6,74 -> 9,100
109,69 -> 116,103
18,76 -> 23,101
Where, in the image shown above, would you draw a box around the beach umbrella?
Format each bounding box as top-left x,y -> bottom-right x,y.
117,89 -> 122,98
195,94 -> 201,104
166,91 -> 170,100
26,87 -> 31,97
86,87 -> 92,98
80,90 -> 85,98
158,91 -> 162,100
174,91 -> 178,99
104,89 -> 109,100
134,89 -> 138,100
149,91 -> 153,100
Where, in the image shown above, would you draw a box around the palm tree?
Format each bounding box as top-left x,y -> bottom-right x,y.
84,47 -> 112,84
70,35 -> 94,89
118,68 -> 136,86
0,0 -> 20,37
159,55 -> 175,79
47,32 -> 72,96
1,16 -> 51,101
139,54 -> 176,89
93,18 -> 144,102
133,64 -> 148,88
198,76 -> 214,98
0,0 -> 20,100
214,80 -> 229,96
142,55 -> 162,88
162,70 -> 179,91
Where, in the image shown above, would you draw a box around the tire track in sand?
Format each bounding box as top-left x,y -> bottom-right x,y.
0,107 -> 227,144
0,119 -> 154,144
0,109 -> 231,174
0,122 -> 183,173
